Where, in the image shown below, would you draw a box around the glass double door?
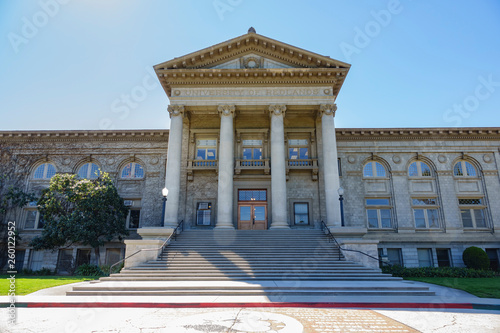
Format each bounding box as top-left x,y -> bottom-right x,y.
238,204 -> 267,230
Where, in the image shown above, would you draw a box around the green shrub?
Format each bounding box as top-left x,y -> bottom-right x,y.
74,264 -> 104,276
463,246 -> 490,270
382,265 -> 495,278
21,267 -> 53,276
99,263 -> 123,275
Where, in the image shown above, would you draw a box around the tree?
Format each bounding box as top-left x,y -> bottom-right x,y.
0,145 -> 36,270
30,172 -> 129,265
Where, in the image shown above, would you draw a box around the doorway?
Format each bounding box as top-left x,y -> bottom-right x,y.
237,189 -> 268,230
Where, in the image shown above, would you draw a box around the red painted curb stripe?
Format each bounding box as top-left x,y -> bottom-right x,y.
24,302 -> 476,309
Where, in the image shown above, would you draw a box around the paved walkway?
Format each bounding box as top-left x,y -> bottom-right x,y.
1,280 -> 499,332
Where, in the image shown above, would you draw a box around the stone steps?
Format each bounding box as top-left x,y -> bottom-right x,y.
67,229 -> 435,297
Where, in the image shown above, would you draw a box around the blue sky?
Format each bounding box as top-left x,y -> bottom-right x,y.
1,0 -> 499,130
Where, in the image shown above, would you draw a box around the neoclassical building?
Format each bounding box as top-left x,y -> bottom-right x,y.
2,29 -> 499,272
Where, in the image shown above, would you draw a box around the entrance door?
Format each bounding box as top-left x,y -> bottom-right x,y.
238,204 -> 267,230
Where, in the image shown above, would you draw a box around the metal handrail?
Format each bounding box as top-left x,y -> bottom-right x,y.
109,220 -> 184,275
321,221 -> 389,265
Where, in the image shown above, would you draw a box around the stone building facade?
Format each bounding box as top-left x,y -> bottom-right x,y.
1,30 -> 499,272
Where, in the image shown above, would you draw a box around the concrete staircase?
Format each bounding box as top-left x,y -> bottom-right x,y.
67,229 -> 435,297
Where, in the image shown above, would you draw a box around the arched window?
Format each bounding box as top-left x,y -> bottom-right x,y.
121,162 -> 144,179
453,161 -> 477,177
33,163 -> 56,179
363,161 -> 386,177
78,163 -> 100,179
408,161 -> 432,177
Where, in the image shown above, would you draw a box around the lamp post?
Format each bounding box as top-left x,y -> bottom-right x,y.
161,187 -> 168,227
338,187 -> 345,227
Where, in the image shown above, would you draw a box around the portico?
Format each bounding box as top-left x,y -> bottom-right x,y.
155,28 -> 350,229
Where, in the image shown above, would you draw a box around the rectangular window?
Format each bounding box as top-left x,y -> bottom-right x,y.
459,198 -> 487,229
125,199 -> 141,229
417,248 -> 433,267
436,249 -> 451,267
24,204 -> 44,230
486,249 -> 499,271
15,250 -> 25,272
412,198 -> 440,229
29,250 -> 44,271
242,139 -> 263,161
366,198 -> 392,229
196,139 -> 217,160
387,248 -> 403,266
76,249 -> 91,267
294,203 -> 309,225
238,190 -> 267,201
288,139 -> 309,161
105,248 -> 122,266
196,202 -> 212,226
57,249 -> 74,274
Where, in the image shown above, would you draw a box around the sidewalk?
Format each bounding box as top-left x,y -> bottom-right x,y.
1,280 -> 499,333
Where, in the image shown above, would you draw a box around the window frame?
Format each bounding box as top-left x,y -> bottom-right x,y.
24,202 -> 45,230
408,161 -> 432,177
288,139 -> 310,161
458,197 -> 488,229
196,201 -> 213,226
363,161 -> 387,178
293,202 -> 310,226
386,248 -> 403,266
120,162 -> 145,179
453,160 -> 477,177
417,248 -> 434,267
365,198 -> 393,229
436,248 -> 452,267
412,197 -> 440,229
77,162 -> 101,179
195,138 -> 218,161
32,163 -> 57,180
124,199 -> 141,229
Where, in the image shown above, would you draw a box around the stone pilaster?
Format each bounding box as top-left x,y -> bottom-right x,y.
216,105 -> 235,229
164,104 -> 184,227
319,103 -> 342,228
269,104 -> 289,229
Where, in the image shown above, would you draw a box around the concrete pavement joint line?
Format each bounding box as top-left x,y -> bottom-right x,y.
227,308 -> 243,332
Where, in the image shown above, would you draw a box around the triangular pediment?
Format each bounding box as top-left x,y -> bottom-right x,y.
154,31 -> 350,70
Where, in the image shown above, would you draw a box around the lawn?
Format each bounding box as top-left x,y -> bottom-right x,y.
0,275 -> 99,295
405,277 -> 500,298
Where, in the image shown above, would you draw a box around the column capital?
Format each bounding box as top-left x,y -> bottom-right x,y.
269,104 -> 286,117
218,104 -> 236,117
319,103 -> 337,117
167,104 -> 185,118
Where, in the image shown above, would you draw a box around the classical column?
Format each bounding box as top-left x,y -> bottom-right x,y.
216,105 -> 235,229
163,104 -> 184,227
320,103 -> 342,228
269,104 -> 289,229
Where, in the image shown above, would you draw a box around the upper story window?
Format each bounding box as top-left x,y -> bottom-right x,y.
454,161 -> 477,177
242,139 -> 263,160
288,139 -> 309,160
363,161 -> 386,177
121,162 -> 144,179
412,198 -> 439,229
366,198 -> 392,229
196,139 -> 217,160
77,162 -> 100,179
24,201 -> 44,229
33,163 -> 56,180
409,161 -> 432,177
459,198 -> 486,228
